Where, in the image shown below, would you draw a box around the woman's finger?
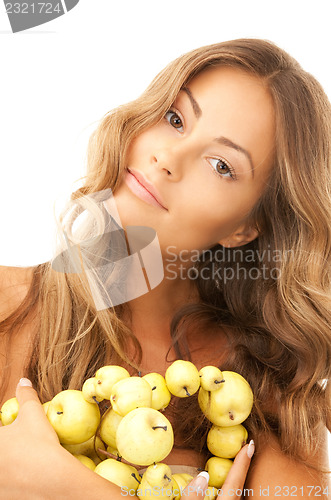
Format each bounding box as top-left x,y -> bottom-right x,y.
217,440 -> 255,499
181,471 -> 210,498
14,378 -> 59,441
15,378 -> 46,417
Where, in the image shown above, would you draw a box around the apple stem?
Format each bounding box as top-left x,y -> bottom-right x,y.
183,386 -> 191,396
56,411 -> 63,415
92,396 -> 100,405
131,473 -> 141,484
138,371 -> 142,377
97,448 -> 121,461
164,474 -> 171,482
97,448 -> 139,468
215,379 -> 225,384
152,425 -> 167,431
151,386 -> 157,391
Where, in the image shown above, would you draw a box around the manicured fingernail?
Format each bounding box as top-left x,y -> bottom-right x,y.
191,471 -> 209,491
247,439 -> 255,458
18,378 -> 32,387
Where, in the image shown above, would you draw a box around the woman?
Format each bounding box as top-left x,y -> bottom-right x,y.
0,38 -> 330,498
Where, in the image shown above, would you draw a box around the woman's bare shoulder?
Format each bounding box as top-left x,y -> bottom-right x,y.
245,430 -> 330,497
0,265 -> 34,321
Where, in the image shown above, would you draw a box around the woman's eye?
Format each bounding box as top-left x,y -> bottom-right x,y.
208,158 -> 236,180
165,110 -> 184,132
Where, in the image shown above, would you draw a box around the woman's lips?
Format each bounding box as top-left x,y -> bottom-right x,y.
124,168 -> 168,210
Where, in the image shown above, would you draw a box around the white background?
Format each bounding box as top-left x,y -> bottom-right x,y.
0,0 -> 330,463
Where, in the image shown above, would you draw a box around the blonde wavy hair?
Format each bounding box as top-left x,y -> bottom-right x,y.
1,39 -> 330,473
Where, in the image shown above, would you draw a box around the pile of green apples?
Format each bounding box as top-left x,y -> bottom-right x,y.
0,361 -> 253,499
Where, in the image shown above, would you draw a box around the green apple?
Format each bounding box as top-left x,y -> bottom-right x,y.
198,371 -> 253,426
72,454 -> 96,470
82,377 -> 103,404
62,435 -> 106,464
0,397 -> 19,425
204,486 -> 220,500
172,473 -> 193,489
94,458 -> 140,493
145,463 -> 173,488
205,456 -> 233,488
46,389 -> 100,444
138,464 -> 175,499
43,401 -> 51,415
165,360 -> 200,397
171,477 -> 181,500
142,373 -> 171,411
110,376 -> 152,416
199,366 -> 225,391
172,473 -> 193,499
116,407 -> 174,466
99,408 -> 123,448
95,365 -> 130,400
207,424 -> 248,459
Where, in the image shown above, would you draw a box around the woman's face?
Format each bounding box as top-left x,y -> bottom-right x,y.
114,66 -> 275,255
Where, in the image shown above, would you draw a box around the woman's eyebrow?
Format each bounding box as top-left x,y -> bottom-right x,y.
181,86 -> 255,177
182,86 -> 202,118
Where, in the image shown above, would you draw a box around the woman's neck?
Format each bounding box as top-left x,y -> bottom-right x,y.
126,272 -> 198,339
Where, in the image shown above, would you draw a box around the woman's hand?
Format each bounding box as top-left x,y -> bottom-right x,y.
0,378 -> 64,498
183,440 -> 255,499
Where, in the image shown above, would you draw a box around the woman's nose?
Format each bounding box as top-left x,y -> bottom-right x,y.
151,143 -> 189,180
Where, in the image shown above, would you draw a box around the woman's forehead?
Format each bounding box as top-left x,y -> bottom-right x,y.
181,66 -> 276,180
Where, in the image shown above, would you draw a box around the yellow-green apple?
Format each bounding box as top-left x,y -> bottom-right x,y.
82,377 -> 103,404
142,373 -> 171,411
73,454 -> 96,470
165,360 -> 200,397
110,376 -> 152,416
94,458 -> 140,493
171,477 -> 181,500
46,389 -> 100,444
205,456 -> 233,488
138,463 -> 175,499
99,408 -> 123,448
145,463 -> 172,488
198,371 -> 253,426
43,401 -> 51,415
116,407 -> 174,466
199,366 -> 225,391
95,365 -> 130,400
62,435 -> 106,464
0,397 -> 19,425
207,424 -> 248,459
172,473 -> 193,499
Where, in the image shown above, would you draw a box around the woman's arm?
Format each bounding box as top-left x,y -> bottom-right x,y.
245,431 -> 330,499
